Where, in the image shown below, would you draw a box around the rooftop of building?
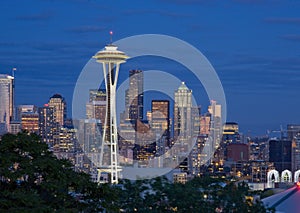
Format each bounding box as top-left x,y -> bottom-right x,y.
0,74 -> 14,79
50,94 -> 63,99
177,82 -> 192,91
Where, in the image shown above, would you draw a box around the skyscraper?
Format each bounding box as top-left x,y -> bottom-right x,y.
0,74 -> 14,134
48,94 -> 66,126
21,111 -> 39,133
86,89 -> 106,129
38,104 -> 58,146
151,100 -> 170,155
16,105 -> 37,121
287,124 -> 300,140
119,70 -> 144,166
82,119 -> 102,167
93,43 -> 129,184
53,127 -> 77,164
214,122 -> 241,164
127,70 -> 144,122
89,89 -> 106,102
174,82 -> 192,143
287,125 -> 300,172
188,106 -> 202,175
269,139 -> 292,172
208,100 -> 222,163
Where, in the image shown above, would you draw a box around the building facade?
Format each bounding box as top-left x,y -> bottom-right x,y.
151,100 -> 170,152
38,104 -> 58,147
48,94 -> 66,126
0,74 -> 14,134
174,82 -> 192,143
269,139 -> 292,172
127,70 -> 144,122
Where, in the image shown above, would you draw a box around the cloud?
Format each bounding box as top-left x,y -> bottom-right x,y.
0,42 -> 18,47
159,0 -> 211,5
232,0 -> 265,3
280,34 -> 300,41
16,12 -> 53,21
265,17 -> 300,24
66,26 -> 106,33
32,43 -> 75,52
122,9 -> 192,18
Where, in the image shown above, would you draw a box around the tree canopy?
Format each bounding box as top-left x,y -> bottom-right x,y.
0,132 -> 113,212
0,132 -> 274,212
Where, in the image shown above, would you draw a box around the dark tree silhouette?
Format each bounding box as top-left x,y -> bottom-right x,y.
0,132 -> 116,212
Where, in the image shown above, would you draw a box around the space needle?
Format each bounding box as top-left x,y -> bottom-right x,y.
93,31 -> 129,184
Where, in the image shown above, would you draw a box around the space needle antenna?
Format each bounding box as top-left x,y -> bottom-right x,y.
12,67 -> 17,77
109,30 -> 113,44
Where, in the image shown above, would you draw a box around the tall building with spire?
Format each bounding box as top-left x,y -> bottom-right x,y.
174,82 -> 192,144
0,74 -> 14,135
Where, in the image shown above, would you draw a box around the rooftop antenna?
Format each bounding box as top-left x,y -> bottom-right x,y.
12,67 -> 17,77
109,30 -> 113,44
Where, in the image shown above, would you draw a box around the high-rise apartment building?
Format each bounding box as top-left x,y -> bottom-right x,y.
38,104 -> 58,146
16,105 -> 37,121
21,111 -> 39,133
48,94 -> 66,126
53,127 -> 77,164
0,74 -> 14,134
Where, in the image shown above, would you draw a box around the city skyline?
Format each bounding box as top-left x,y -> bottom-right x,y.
1,0 -> 300,135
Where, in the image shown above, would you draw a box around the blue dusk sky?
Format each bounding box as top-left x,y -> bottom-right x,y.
1,0 -> 300,135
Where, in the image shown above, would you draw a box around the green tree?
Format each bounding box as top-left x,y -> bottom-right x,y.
0,132 -> 114,212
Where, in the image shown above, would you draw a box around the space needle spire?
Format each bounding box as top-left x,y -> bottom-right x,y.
93,32 -> 129,184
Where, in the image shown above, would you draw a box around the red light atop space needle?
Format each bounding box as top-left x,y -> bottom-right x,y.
110,30 -> 113,44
